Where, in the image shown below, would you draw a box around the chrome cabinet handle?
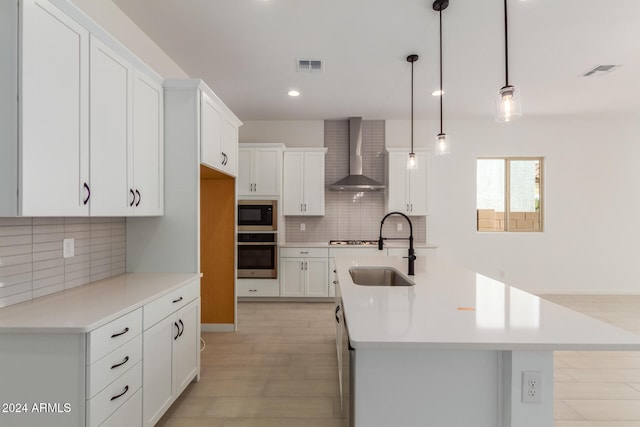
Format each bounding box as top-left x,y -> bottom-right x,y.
111,327 -> 129,339
110,385 -> 129,401
110,356 -> 129,370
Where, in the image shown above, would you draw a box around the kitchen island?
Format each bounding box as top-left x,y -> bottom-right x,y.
335,254 -> 640,427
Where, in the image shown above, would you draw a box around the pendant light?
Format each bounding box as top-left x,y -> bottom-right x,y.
433,0 -> 450,155
407,54 -> 419,170
496,0 -> 521,122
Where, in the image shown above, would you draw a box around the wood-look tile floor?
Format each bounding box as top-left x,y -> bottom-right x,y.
157,297 -> 640,426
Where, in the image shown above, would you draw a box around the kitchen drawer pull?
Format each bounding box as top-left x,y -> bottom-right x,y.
129,189 -> 135,206
135,190 -> 141,207
110,356 -> 129,370
178,319 -> 185,337
249,289 -> 257,292
333,281 -> 338,285
174,322 -> 180,340
300,251 -> 309,254
110,385 -> 129,401
172,296 -> 183,304
110,327 -> 129,339
83,183 -> 91,205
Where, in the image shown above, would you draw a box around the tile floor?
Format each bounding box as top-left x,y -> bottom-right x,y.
157,296 -> 640,427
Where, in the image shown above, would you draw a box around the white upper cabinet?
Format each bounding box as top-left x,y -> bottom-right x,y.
201,89 -> 240,177
386,150 -> 428,216
89,35 -> 132,216
237,144 -> 283,197
283,149 -> 327,216
131,70 -> 164,216
17,0 -> 90,216
0,0 -> 163,217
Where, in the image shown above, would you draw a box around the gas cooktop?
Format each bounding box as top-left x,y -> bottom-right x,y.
329,239 -> 379,246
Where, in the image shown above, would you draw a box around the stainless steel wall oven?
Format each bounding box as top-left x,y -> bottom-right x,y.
237,232 -> 278,279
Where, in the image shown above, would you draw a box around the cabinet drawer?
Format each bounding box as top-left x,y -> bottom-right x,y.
238,280 -> 280,297
88,309 -> 142,364
87,361 -> 142,427
144,279 -> 199,330
280,247 -> 328,258
99,388 -> 141,427
87,334 -> 142,399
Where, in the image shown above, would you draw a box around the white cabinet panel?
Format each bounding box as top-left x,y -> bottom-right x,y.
132,70 -> 163,215
386,151 -> 428,215
173,300 -> 199,395
280,258 -> 306,297
238,147 -> 283,197
280,249 -> 329,298
20,0 -> 90,216
201,91 -> 222,170
89,35 -> 132,216
142,316 -> 174,426
305,258 -> 329,297
283,149 -> 326,216
221,118 -> 238,176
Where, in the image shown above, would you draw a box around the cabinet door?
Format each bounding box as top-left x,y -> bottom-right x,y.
254,149 -> 281,196
407,152 -> 428,215
200,92 -> 222,170
173,300 -> 199,396
237,148 -> 253,195
220,118 -> 238,177
132,69 -> 163,215
386,152 -> 410,214
305,258 -> 328,297
302,152 -> 325,215
21,0 -> 90,216
280,258 -> 305,296
282,152 -> 304,215
89,35 -> 132,216
142,317 -> 174,427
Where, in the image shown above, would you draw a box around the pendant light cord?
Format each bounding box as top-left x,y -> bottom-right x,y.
504,0 -> 509,87
410,57 -> 414,153
439,8 -> 443,134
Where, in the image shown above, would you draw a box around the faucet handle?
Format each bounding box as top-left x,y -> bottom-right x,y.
378,238 -> 383,251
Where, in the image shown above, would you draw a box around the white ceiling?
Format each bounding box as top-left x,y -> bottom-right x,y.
113,0 -> 640,121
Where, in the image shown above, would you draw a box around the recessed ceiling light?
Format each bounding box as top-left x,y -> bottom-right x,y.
432,89 -> 444,96
288,90 -> 300,97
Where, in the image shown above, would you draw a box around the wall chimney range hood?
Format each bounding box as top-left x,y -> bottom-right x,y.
329,117 -> 385,191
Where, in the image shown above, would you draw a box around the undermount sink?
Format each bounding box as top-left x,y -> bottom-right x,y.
349,267 -> 415,287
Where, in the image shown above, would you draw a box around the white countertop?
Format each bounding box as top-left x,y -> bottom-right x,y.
336,255 -> 640,351
0,272 -> 200,333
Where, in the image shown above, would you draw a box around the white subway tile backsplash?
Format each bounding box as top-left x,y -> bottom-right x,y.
0,217 -> 126,308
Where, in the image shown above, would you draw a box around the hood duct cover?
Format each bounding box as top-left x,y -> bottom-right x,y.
329,117 -> 385,191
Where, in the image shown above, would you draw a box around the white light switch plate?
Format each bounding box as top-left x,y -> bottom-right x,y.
63,238 -> 74,258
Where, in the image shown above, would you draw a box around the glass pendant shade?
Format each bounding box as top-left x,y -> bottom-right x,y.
495,85 -> 522,122
435,133 -> 450,155
407,152 -> 418,170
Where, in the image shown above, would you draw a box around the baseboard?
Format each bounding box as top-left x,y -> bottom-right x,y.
201,323 -> 235,332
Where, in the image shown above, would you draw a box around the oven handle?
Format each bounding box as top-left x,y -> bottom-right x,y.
237,242 -> 278,246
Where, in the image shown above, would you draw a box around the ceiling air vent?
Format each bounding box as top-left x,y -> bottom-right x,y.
297,59 -> 323,72
582,64 -> 620,77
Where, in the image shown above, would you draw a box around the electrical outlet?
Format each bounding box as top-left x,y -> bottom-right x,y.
63,238 -> 74,258
522,371 -> 542,403
300,223 -> 306,231
397,223 -> 402,231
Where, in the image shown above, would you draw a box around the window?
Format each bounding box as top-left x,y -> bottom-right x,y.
477,157 -> 543,232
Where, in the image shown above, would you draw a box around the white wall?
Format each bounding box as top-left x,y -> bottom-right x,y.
239,121 -> 324,147
389,116 -> 640,294
69,0 -> 188,79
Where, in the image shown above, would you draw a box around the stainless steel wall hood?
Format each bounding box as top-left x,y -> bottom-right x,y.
329,117 -> 385,191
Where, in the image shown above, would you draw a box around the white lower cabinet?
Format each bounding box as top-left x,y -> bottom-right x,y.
280,248 -> 329,297
237,278 -> 280,297
143,289 -> 200,427
100,389 -> 142,427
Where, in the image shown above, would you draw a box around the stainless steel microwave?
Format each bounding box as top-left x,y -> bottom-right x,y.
237,200 -> 277,231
